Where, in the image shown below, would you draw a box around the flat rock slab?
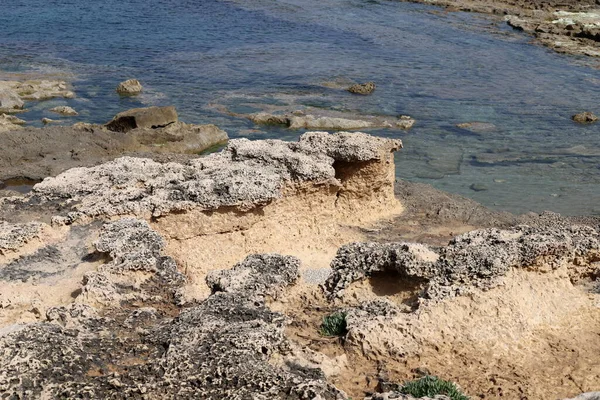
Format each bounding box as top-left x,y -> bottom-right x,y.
106,106 -> 178,132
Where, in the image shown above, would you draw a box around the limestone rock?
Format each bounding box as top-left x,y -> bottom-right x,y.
49,106 -> 78,116
325,224 -> 600,301
0,79 -> 75,101
572,111 -> 598,123
28,131 -> 401,221
41,117 -> 57,125
105,106 -> 178,132
116,79 -> 143,95
0,221 -> 42,255
0,114 -> 25,133
348,81 -> 376,95
0,89 -> 24,112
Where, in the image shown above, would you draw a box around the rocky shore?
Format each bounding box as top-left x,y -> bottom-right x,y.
0,127 -> 599,399
399,0 -> 600,58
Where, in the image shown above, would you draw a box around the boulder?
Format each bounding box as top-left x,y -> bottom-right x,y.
0,89 -> 25,113
105,106 -> 178,133
49,106 -> 78,116
348,81 -> 376,95
572,111 -> 598,123
116,79 -> 143,95
41,118 -> 57,125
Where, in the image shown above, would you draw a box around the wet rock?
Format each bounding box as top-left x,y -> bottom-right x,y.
248,112 -> 290,125
116,78 -> 143,95
456,121 -> 497,134
348,81 -> 376,95
572,111 -> 598,123
0,89 -> 24,113
128,121 -> 228,152
41,117 -> 57,125
0,79 -> 75,101
469,183 -> 488,192
49,106 -> 78,116
106,106 -> 178,132
248,111 -> 415,131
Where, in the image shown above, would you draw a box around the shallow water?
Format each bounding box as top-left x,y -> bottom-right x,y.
1,0 -> 599,215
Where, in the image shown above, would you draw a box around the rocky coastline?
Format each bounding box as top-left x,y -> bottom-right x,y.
1,10 -> 600,395
0,112 -> 599,398
398,0 -> 600,58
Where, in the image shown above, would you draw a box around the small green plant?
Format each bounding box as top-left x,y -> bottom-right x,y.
319,311 -> 347,336
400,375 -> 469,400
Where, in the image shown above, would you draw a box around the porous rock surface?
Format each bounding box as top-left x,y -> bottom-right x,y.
325,223 -> 600,300
49,105 -> 78,116
106,106 -> 178,132
0,221 -> 42,255
0,218 -> 346,399
14,131 -> 401,223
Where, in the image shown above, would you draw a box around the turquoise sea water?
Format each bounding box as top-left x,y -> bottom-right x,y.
0,0 -> 599,215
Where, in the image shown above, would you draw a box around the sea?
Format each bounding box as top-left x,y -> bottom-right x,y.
0,0 -> 599,215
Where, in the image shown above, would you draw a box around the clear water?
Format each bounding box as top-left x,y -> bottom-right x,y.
1,0 -> 599,215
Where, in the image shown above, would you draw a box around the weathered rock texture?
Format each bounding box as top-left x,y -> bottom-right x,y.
0,89 -> 24,113
0,219 -> 346,398
572,111 -> 598,123
49,105 -> 78,116
116,78 -> 143,95
348,82 -> 376,95
0,114 -> 25,133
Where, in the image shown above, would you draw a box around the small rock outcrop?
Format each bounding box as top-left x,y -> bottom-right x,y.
0,221 -> 42,255
49,106 -> 78,116
0,79 -> 74,101
348,81 -> 376,95
0,89 -> 24,113
41,117 -> 57,125
106,106 -> 178,132
248,111 -> 415,131
0,114 -> 25,133
23,131 -> 401,223
116,78 -> 143,95
572,111 -> 598,124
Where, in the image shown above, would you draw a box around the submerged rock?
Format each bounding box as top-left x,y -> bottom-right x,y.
348,81 -> 376,95
116,78 -> 143,95
572,111 -> 598,123
0,79 -> 74,101
248,111 -> 415,131
49,105 -> 78,116
106,106 -> 178,132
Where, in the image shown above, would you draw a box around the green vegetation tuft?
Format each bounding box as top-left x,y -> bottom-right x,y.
400,375 -> 469,400
319,311 -> 347,337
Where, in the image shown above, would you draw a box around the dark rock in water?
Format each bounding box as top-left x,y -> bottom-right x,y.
456,121 -> 497,134
106,106 -> 178,132
348,81 -> 376,95
470,183 -> 488,192
572,111 -> 598,124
